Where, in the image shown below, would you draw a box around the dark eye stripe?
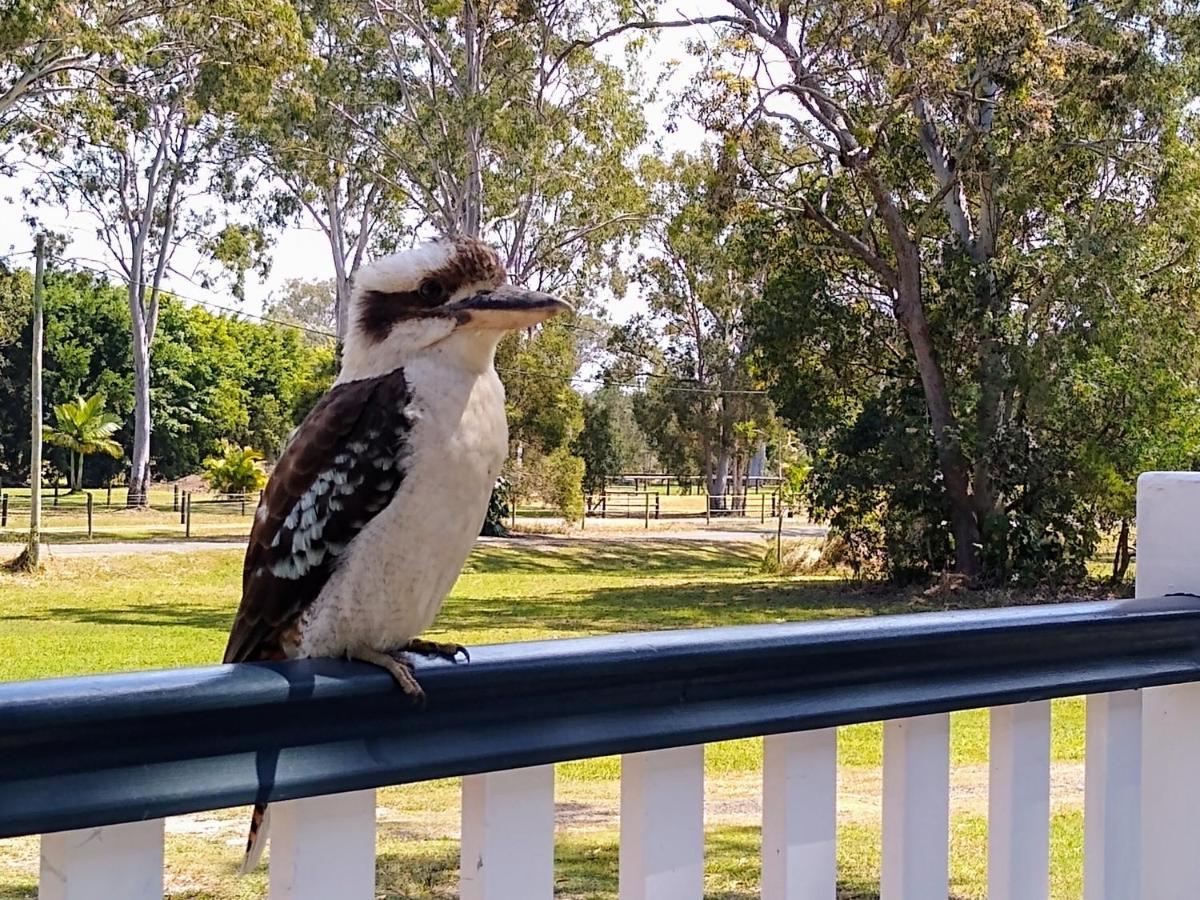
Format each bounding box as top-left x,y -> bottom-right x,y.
358,289 -> 436,342
354,239 -> 507,343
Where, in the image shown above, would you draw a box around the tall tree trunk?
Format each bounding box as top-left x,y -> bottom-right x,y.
972,268 -> 1005,533
127,300 -> 152,508
462,0 -> 483,237
333,267 -> 351,345
749,441 -> 767,479
1110,518 -> 1132,584
893,243 -> 982,579
731,451 -> 745,512
710,448 -> 731,512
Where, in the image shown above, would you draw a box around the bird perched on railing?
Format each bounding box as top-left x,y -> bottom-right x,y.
223,236 -> 569,871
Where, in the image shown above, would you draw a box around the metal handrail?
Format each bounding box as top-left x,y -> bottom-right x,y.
2,595 -> 1199,839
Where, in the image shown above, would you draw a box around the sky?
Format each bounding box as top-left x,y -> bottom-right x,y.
0,14 -> 711,330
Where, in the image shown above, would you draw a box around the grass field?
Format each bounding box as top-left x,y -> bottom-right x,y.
0,541 -> 1106,898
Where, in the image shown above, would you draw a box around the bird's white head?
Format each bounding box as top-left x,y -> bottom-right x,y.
339,237 -> 570,382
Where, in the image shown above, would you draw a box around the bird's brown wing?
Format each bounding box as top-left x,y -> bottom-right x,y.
223,368 -> 414,664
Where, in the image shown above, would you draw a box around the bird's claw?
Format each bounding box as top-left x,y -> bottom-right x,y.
352,648 -> 426,705
402,638 -> 470,663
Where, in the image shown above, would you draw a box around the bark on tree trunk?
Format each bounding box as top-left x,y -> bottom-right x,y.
333,268 -> 351,346
1111,518 -> 1132,584
973,270 -> 1005,529
462,0 -> 483,237
893,244 -> 982,579
711,449 -> 731,512
127,301 -> 152,508
731,453 -> 745,513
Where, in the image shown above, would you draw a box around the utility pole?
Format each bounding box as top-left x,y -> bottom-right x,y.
28,234 -> 45,567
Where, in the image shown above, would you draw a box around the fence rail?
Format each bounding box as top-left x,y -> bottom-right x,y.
3,595 -> 1199,841
580,491 -> 783,524
0,488 -> 261,539
5,471 -> 1200,899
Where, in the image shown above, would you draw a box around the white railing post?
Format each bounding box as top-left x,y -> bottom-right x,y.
988,701 -> 1051,900
881,714 -> 949,900
269,789 -> 376,900
1137,471 -> 1200,899
1084,690 -> 1142,899
459,765 -> 555,900
762,729 -> 837,900
39,820 -> 164,900
619,745 -> 705,900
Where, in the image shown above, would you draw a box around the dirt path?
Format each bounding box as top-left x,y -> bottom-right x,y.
152,761 -> 1086,846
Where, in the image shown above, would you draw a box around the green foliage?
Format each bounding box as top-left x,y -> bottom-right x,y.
572,395 -> 624,496
480,476 -> 511,537
716,1 -> 1200,584
612,145 -> 776,493
0,267 -> 334,484
42,393 -> 122,489
265,279 -> 336,343
203,442 -> 267,494
499,320 -> 583,457
525,446 -> 586,524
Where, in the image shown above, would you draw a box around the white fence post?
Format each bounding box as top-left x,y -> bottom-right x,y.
1137,472 -> 1200,899
269,789 -> 376,900
460,765 -> 555,900
762,729 -> 837,900
881,714 -> 949,900
988,701 -> 1051,900
619,745 -> 705,900
39,820 -> 164,900
1084,690 -> 1142,899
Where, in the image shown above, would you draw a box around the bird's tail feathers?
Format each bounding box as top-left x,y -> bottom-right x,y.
238,803 -> 271,875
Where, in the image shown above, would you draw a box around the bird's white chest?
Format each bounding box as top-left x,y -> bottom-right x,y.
295,363 -> 507,657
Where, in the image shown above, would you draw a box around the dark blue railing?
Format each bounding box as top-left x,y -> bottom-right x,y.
2,596 -> 1200,839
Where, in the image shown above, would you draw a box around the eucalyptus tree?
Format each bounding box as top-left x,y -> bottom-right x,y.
0,1 -> 161,144
359,0 -> 651,297
223,0 -> 406,340
29,1 -> 303,504
611,145 -> 772,507
579,0 -> 1200,579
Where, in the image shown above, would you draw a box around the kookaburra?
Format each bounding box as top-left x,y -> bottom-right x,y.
224,236 -> 569,871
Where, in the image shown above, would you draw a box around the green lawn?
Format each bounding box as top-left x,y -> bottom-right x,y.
0,541 -> 1099,898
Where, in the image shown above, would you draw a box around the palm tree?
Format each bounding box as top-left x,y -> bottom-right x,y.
43,394 -> 124,491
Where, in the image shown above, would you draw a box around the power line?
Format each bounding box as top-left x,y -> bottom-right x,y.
17,255 -> 769,397
34,256 -> 339,341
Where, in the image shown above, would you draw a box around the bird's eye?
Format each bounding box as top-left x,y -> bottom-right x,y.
418,279 -> 446,304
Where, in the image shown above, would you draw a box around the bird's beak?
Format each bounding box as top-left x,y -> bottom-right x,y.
447,285 -> 572,331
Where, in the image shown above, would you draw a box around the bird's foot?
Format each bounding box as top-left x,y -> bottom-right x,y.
402,638 -> 470,663
351,647 -> 425,705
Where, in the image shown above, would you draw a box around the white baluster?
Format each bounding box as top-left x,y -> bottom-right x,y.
988,701 -> 1051,900
762,729 -> 837,900
1084,691 -> 1142,900
881,714 -> 949,900
619,745 -> 705,900
39,819 -> 164,900
460,765 -> 555,900
269,789 -> 376,900
1136,472 -> 1200,899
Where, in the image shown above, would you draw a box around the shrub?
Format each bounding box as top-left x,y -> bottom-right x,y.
203,442 -> 268,494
